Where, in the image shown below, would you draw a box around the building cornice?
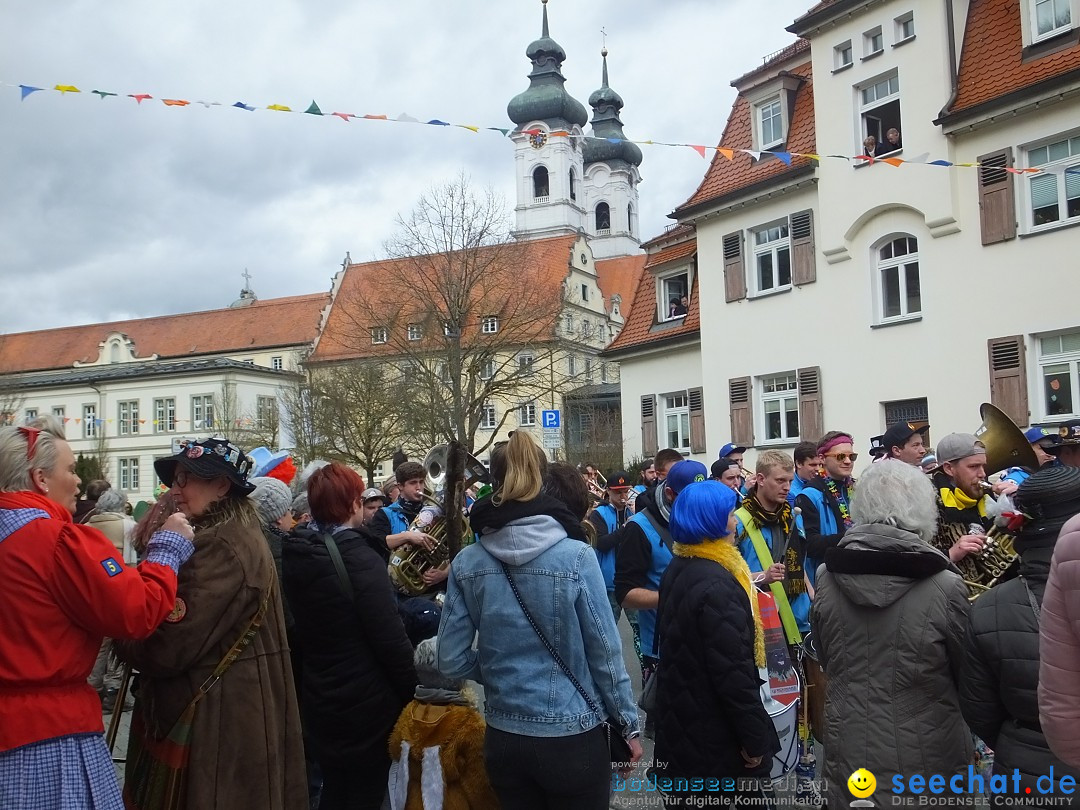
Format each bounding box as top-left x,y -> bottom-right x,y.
674,166 -> 817,224
936,69 -> 1080,132
601,329 -> 701,360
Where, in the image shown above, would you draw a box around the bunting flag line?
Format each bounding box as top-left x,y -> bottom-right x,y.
3,78 -> 1072,178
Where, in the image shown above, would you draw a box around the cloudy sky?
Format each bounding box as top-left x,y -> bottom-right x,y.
1,0 -> 812,334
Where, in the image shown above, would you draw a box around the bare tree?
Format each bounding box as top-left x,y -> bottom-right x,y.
217,381 -> 281,451
0,335 -> 25,425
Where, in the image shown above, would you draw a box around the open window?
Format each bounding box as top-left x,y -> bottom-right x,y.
859,72 -> 902,155
657,270 -> 689,321
533,166 -> 549,200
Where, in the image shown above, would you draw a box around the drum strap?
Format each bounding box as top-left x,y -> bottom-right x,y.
738,509 -> 802,646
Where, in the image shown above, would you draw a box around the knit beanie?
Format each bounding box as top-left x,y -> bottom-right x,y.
248,476 -> 293,527
1015,466 -> 1080,548
414,637 -> 460,691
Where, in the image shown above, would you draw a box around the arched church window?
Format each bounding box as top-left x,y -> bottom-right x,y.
596,202 -> 611,232
569,169 -> 576,201
627,204 -> 634,237
533,166 -> 550,200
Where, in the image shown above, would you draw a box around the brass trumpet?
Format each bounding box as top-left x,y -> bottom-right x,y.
585,468 -> 607,504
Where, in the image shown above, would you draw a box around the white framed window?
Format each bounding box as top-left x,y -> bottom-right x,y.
371,326 -> 387,344
257,396 -> 277,430
407,324 -> 423,341
482,315 -> 499,334
564,314 -> 574,335
582,319 -> 592,339
24,408 -> 38,423
1032,0 -> 1072,41
479,359 -> 495,380
52,406 -> 65,420
658,271 -> 689,321
443,321 -> 460,338
191,395 -> 215,430
759,372 -> 800,444
585,357 -> 594,382
664,393 -> 691,452
568,354 -> 577,376
751,221 -> 792,295
895,11 -> 915,42
1027,134 -> 1080,229
859,71 -> 901,149
875,235 -> 921,322
863,25 -> 884,56
480,403 -> 497,430
1039,331 -> 1080,418
154,398 -> 176,433
118,458 -> 140,491
271,356 -> 284,370
834,40 -> 853,70
83,404 -> 98,438
518,353 -> 535,376
519,402 -> 537,426
757,96 -> 784,149
118,400 -> 139,436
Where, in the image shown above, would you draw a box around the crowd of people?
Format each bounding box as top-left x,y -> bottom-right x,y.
2,412 -> 1080,809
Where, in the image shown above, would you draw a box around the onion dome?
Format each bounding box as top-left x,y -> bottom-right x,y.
583,48 -> 643,167
507,0 -> 588,130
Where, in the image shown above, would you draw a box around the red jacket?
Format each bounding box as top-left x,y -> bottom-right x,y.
0,491 -> 179,752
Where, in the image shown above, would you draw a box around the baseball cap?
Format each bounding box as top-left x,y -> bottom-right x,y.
361,487 -> 386,503
935,433 -> 986,464
718,442 -> 747,459
606,470 -> 632,489
665,460 -> 709,495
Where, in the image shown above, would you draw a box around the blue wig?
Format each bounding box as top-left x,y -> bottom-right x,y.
670,481 -> 738,545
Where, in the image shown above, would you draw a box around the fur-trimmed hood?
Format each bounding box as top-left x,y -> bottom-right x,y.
824,523 -> 957,608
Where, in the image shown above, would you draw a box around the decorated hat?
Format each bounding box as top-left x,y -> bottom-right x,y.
1046,420 -> 1080,455
154,437 -> 255,496
248,447 -> 291,478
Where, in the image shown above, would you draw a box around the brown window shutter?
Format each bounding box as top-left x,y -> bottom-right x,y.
797,366 -> 823,444
723,232 -> 746,303
729,377 -> 753,447
977,148 -> 1016,246
641,394 -> 658,457
688,387 -> 706,454
988,336 -> 1029,426
790,210 -> 816,286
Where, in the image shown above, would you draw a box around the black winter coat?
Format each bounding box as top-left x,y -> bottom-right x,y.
282,526 -> 417,768
960,545 -> 1080,791
653,554 -> 779,781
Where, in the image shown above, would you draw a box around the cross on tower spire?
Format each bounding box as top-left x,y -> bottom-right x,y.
241,267 -> 253,290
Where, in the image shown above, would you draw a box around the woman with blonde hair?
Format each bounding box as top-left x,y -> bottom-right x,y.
438,431 -> 642,809
0,417 -> 194,809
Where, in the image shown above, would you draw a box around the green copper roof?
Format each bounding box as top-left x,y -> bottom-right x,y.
507,1 -> 588,129
583,49 -> 642,167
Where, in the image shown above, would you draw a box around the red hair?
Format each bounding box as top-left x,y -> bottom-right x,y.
307,462 -> 366,526
265,456 -> 297,486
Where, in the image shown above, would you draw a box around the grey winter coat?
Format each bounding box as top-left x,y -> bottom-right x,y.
811,523 -> 972,808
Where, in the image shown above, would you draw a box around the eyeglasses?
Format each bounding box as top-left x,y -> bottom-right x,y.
175,469 -> 217,488
824,452 -> 859,463
17,426 -> 41,461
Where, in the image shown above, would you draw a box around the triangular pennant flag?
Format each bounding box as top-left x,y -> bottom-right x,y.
54,85 -> 80,94
162,99 -> 190,107
487,127 -> 510,136
607,137 -> 622,144
196,101 -> 221,107
743,149 -> 762,161
881,157 -> 905,167
426,119 -> 450,126
92,90 -> 117,100
773,151 -> 793,165
929,160 -> 953,166
304,100 -> 323,115
130,93 -> 153,104
854,154 -> 872,162
522,128 -> 541,135
331,112 -> 353,121
801,154 -> 822,161
363,114 -> 388,120
955,162 -> 977,167
457,124 -> 479,133
19,85 -> 43,100
1038,164 -> 1069,175
267,104 -> 292,112
718,147 -> 735,161
397,113 -> 419,122
233,101 -> 256,111
550,129 -> 569,137
689,144 -> 707,158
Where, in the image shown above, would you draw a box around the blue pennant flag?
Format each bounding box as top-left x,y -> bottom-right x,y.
19,85 -> 43,100
233,101 -> 256,111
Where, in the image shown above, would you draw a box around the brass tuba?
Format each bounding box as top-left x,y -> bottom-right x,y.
387,445 -> 490,596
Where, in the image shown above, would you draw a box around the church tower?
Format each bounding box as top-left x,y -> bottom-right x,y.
507,0 -> 588,240
582,47 -> 643,259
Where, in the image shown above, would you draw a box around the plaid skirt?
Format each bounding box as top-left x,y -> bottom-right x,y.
0,733 -> 123,810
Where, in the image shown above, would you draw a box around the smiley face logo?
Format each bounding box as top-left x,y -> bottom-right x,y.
847,768 -> 876,798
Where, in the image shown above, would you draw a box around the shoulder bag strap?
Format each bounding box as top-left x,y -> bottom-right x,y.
194,579 -> 275,701
500,562 -> 603,718
640,508 -> 675,553
321,532 -> 354,602
1020,575 -> 1041,621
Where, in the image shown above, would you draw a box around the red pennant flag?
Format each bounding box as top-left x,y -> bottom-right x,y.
331,112 -> 353,121
689,145 -> 707,158
129,93 -> 152,104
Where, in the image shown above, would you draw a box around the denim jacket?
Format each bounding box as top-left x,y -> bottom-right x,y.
437,513 -> 639,739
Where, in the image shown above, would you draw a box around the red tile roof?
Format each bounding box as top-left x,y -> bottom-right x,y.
676,60 -> 815,215
310,235 -> 580,363
949,0 -> 1080,114
0,294 -> 329,374
604,236 -> 699,355
595,254 -> 647,319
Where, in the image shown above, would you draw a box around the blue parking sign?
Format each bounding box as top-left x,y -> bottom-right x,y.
542,410 -> 560,429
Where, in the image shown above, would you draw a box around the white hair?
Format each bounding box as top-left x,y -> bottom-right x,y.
0,419 -> 67,493
850,459 -> 939,544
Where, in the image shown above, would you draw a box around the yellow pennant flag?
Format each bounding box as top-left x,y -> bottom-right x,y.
54,85 -> 81,94
267,104 -> 292,112
458,124 -> 479,133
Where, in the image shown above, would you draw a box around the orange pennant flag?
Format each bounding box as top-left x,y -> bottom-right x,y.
162,99 -> 190,107
549,129 -> 569,137
363,114 -> 388,120
690,145 -> 707,158
881,157 -> 904,167
331,112 -> 354,121
718,147 -> 735,161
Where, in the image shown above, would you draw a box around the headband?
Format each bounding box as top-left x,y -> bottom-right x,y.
818,434 -> 854,456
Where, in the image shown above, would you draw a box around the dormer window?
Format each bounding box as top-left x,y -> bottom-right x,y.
482,315 -> 499,334
1032,0 -> 1072,41
757,96 -> 784,150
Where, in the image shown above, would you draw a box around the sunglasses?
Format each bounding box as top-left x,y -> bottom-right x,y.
824,452 -> 859,463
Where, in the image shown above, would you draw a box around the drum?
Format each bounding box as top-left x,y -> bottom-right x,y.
762,668 -> 801,779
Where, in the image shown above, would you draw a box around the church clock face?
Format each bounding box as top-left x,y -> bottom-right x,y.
529,131 -> 548,149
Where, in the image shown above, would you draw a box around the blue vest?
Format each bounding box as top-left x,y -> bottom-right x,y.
798,486 -> 843,589
381,502 -> 410,534
788,474 -> 812,505
736,517 -> 811,633
627,511 -> 672,660
593,504 -> 618,592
